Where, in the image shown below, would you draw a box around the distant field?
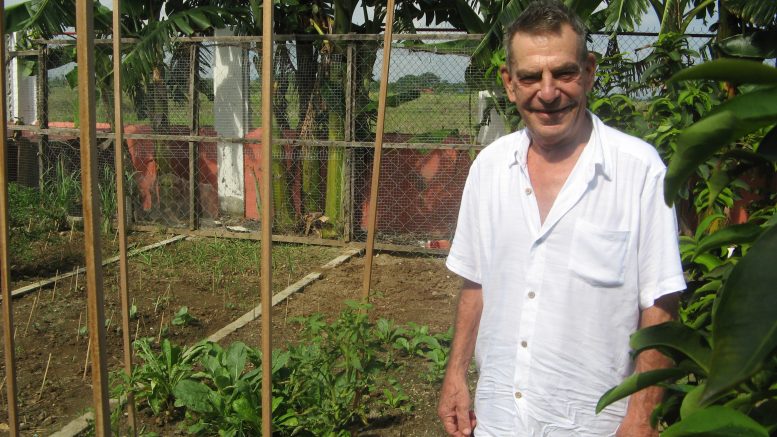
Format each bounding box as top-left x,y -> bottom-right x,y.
48,83 -> 482,142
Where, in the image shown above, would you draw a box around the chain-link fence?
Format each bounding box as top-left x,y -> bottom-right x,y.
6,31 -> 714,250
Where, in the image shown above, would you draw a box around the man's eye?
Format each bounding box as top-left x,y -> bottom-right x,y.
518,76 -> 540,84
555,72 -> 578,80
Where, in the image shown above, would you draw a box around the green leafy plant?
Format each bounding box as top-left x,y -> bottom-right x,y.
173,341 -> 266,436
597,58 -> 777,435
114,338 -> 208,420
171,306 -> 199,327
115,305 -> 451,435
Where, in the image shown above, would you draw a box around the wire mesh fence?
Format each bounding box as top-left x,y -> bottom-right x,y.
6,31 -> 715,250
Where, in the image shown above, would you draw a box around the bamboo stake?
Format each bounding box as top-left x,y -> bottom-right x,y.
37,353 -> 53,401
157,313 -> 165,344
51,269 -> 60,302
76,1 -> 112,434
112,1 -> 138,432
83,338 -> 91,381
361,0 -> 397,303
23,294 -> 39,335
134,318 -> 140,343
77,312 -> 83,342
260,0 -> 274,434
0,3 -> 21,432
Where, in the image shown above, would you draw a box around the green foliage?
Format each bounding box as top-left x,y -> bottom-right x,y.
114,305 -> 450,435
173,342 -> 265,436
597,54 -> 777,435
171,306 -> 199,327
115,338 -> 208,418
98,166 -> 117,236
45,158 -> 81,228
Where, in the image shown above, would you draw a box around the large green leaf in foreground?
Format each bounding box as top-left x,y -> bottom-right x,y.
661,406 -> 769,437
702,225 -> 777,403
596,367 -> 687,413
671,58 -> 777,84
630,321 -> 711,373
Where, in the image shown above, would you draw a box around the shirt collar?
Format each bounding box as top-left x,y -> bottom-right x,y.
509,111 -> 612,181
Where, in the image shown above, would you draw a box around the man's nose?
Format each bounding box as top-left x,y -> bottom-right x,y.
537,74 -> 560,103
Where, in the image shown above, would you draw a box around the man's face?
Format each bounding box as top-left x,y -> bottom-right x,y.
501,24 -> 596,149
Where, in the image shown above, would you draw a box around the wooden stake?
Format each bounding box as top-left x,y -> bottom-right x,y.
157,313 -> 165,344
83,338 -> 91,381
23,294 -> 40,335
112,1 -> 138,430
77,312 -> 83,342
51,269 -> 60,302
134,318 -> 140,344
0,3 -> 22,432
361,0 -> 397,303
37,353 -> 53,401
76,0 -> 112,433
260,0 -> 274,434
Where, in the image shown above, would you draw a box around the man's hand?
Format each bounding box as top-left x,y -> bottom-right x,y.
438,280 -> 482,436
438,374 -> 476,436
619,293 -> 680,437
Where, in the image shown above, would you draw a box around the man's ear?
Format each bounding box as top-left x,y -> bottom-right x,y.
583,52 -> 597,92
501,65 -> 517,102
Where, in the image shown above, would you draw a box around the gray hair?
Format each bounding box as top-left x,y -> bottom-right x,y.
503,0 -> 588,71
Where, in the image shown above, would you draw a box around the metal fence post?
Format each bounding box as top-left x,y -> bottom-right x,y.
37,43 -> 48,191
343,43 -> 354,243
188,43 -> 199,230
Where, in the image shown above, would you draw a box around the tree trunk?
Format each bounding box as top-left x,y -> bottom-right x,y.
323,53 -> 346,238
296,39 -> 324,215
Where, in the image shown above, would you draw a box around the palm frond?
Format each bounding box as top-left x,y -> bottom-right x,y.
724,0 -> 777,27
471,0 -> 534,66
605,0 -> 650,32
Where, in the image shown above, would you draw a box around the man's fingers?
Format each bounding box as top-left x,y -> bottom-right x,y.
441,413 -> 459,435
457,408 -> 472,436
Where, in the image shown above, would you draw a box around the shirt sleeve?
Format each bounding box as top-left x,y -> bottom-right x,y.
637,168 -> 686,310
446,159 -> 482,284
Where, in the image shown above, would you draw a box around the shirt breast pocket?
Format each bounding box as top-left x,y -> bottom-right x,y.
568,219 -> 630,287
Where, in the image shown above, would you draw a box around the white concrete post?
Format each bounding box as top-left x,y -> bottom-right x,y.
213,28 -> 248,216
8,33 -> 37,125
476,90 -> 506,145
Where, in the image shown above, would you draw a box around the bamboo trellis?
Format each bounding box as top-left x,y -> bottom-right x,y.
2,1 -> 401,434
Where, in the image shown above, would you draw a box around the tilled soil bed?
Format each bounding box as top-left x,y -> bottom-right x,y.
0,233 -> 342,435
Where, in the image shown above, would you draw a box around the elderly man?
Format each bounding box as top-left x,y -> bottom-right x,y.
437,1 -> 686,436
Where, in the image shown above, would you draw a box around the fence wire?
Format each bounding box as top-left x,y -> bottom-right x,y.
6,32 -> 714,250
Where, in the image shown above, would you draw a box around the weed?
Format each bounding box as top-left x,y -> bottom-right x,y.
45,158 -> 81,228
98,166 -> 117,235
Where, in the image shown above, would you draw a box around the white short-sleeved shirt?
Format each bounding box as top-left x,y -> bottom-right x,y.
446,114 -> 686,436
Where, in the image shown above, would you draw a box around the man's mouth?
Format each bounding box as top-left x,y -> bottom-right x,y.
532,105 -> 572,115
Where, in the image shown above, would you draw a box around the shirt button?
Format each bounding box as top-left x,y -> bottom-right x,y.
528,291 -> 536,299
525,187 -> 533,195
514,391 -> 522,399
521,341 -> 528,348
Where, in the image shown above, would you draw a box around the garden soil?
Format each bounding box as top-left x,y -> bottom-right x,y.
0,235 -> 470,436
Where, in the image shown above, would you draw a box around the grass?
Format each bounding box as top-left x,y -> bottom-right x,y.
49,81 -> 481,142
